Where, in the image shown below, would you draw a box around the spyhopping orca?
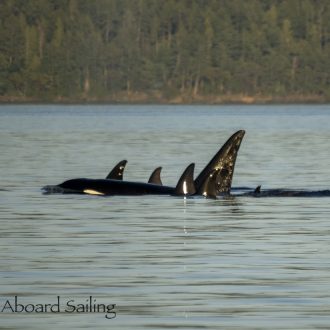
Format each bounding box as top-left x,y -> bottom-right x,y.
194,130 -> 245,194
42,130 -> 245,198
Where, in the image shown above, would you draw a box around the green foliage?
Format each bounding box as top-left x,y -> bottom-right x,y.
0,0 -> 330,101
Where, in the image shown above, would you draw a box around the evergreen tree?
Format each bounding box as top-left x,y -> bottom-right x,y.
0,0 -> 329,102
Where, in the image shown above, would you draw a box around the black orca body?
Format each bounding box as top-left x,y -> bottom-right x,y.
44,163 -> 196,197
70,179 -> 172,195
43,130 -> 246,198
239,186 -> 330,197
50,178 -> 175,196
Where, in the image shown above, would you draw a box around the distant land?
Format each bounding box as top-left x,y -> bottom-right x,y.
1,1 -> 330,104
0,93 -> 328,105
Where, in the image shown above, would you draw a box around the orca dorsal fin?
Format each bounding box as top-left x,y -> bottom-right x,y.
105,160 -> 127,180
194,130 -> 245,195
196,169 -> 220,199
148,167 -> 163,185
174,163 -> 196,196
254,185 -> 261,194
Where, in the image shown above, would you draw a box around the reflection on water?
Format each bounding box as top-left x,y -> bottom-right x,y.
1,105 -> 330,329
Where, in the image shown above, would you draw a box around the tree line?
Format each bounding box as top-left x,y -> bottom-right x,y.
1,0 -> 330,103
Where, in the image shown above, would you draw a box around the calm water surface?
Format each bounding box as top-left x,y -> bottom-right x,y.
0,105 -> 330,329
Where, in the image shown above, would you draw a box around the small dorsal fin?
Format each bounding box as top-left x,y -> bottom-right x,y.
254,185 -> 261,194
196,169 -> 220,199
105,160 -> 127,180
148,167 -> 163,185
174,163 -> 196,196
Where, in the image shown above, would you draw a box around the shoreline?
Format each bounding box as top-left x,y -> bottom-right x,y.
0,93 -> 329,105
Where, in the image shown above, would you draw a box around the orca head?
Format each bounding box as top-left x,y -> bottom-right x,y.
194,130 -> 245,195
196,168 -> 220,199
42,185 -> 66,194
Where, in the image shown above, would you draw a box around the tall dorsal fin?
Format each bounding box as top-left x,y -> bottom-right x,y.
148,167 -> 163,185
194,130 -> 245,195
196,169 -> 220,199
174,163 -> 196,196
105,160 -> 127,180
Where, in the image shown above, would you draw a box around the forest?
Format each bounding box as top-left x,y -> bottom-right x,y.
1,0 -> 330,103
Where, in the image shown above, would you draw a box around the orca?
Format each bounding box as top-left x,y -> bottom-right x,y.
194,130 -> 245,194
43,163 -> 196,196
239,185 -> 330,197
42,130 -> 246,198
196,169 -> 220,199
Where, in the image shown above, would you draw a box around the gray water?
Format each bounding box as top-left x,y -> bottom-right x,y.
0,104 -> 330,329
